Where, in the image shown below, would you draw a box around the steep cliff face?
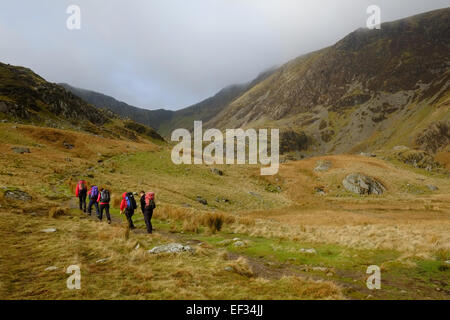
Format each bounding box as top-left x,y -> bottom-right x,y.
207,8 -> 450,155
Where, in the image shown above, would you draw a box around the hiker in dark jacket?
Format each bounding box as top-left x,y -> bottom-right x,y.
97,188 -> 111,224
140,191 -> 156,234
75,180 -> 87,212
120,192 -> 136,229
87,185 -> 100,216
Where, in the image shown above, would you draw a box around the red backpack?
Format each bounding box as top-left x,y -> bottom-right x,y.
145,192 -> 155,208
78,180 -> 87,191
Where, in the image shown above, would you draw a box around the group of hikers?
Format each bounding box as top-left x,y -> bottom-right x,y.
75,180 -> 156,234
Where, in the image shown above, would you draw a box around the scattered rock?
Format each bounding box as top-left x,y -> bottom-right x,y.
196,196 -> 208,205
314,160 -> 332,172
210,168 -> 223,176
248,191 -> 262,198
135,243 -> 140,250
312,267 -> 328,272
393,146 -> 409,151
233,241 -> 246,247
233,238 -> 240,242
427,185 -> 438,191
41,228 -> 57,233
218,239 -> 234,246
215,197 -> 230,203
148,243 -> 194,254
360,152 -> 376,157
224,266 -> 233,272
45,266 -> 58,271
4,189 -> 32,202
314,186 -> 326,196
300,248 -> 317,254
445,260 -> 450,265
12,147 -> 30,154
62,141 -> 75,150
326,272 -> 334,277
96,258 -> 109,264
342,173 -> 385,195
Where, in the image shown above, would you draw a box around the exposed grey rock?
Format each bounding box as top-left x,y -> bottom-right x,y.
233,241 -> 246,247
342,173 -> 385,195
224,266 -> 233,272
300,248 -> 317,254
314,186 -> 326,196
393,146 -> 409,151
427,185 -> 438,191
45,266 -> 58,271
211,168 -> 224,176
360,152 -> 376,157
215,197 -> 230,203
196,196 -> 208,205
248,191 -> 262,198
41,228 -> 57,233
314,160 -> 332,172
12,147 -> 30,154
4,189 -> 32,202
63,141 -> 75,150
148,243 -> 194,254
96,258 -> 109,264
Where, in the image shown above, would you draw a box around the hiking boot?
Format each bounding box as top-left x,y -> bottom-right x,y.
107,220 -> 111,225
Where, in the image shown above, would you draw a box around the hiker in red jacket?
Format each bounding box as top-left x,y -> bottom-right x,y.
75,180 -> 87,213
120,192 -> 136,229
97,188 -> 111,224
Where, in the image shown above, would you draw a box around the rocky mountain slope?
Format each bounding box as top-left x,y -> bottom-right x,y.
207,8 -> 450,157
61,67 -> 276,137
0,62 -> 164,142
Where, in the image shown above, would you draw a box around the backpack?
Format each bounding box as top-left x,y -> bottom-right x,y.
100,189 -> 110,203
145,192 -> 155,208
91,186 -> 99,199
126,192 -> 137,210
78,180 -> 87,191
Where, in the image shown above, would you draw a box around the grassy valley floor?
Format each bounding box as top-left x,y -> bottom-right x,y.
0,123 -> 449,299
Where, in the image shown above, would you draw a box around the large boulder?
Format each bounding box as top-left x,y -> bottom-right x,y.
342,173 -> 385,195
148,243 -> 194,254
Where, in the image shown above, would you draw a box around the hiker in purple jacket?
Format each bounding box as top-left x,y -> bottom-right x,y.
87,185 -> 100,216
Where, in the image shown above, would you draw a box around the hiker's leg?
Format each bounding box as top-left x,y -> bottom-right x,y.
95,202 -> 100,217
87,199 -> 93,214
148,209 -> 153,233
82,193 -> 87,212
78,196 -> 82,210
99,205 -> 104,221
125,210 -> 135,228
143,211 -> 151,233
105,204 -> 111,222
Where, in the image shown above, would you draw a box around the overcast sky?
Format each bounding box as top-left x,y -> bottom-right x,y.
0,1 -> 448,110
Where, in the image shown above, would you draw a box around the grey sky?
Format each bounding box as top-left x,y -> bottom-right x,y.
0,0 -> 448,110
